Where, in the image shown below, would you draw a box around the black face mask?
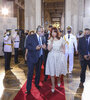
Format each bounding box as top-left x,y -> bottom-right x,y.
67,31 -> 71,34
17,32 -> 19,35
86,34 -> 89,37
79,32 -> 82,35
26,33 -> 28,35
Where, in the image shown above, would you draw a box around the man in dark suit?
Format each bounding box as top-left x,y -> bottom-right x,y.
42,25 -> 52,81
25,26 -> 46,94
41,29 -> 49,81
78,28 -> 90,88
42,28 -> 49,81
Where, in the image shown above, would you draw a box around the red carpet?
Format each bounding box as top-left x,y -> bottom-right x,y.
14,66 -> 66,100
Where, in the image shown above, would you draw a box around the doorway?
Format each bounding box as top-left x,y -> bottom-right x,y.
42,0 -> 65,31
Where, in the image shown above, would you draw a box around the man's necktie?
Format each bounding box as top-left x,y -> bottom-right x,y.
39,36 -> 43,57
88,36 -> 90,45
88,36 -> 90,54
68,34 -> 70,39
86,36 -> 89,54
39,36 -> 42,46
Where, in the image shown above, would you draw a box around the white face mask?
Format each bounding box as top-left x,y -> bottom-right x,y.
40,32 -> 44,37
48,30 -> 50,34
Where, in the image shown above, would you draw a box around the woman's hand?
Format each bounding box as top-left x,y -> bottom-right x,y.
42,44 -> 46,50
48,43 -> 53,51
62,45 -> 65,54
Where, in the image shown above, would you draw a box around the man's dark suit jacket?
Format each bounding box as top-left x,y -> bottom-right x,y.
26,34 -> 40,63
42,33 -> 49,60
78,35 -> 90,61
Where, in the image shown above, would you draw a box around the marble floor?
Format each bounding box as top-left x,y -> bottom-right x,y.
0,56 -> 90,100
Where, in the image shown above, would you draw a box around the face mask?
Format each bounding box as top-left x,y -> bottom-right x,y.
26,33 -> 28,35
67,31 -> 71,34
40,33 -> 44,37
86,33 -> 89,35
79,33 -> 82,35
86,34 -> 89,37
48,31 -> 50,34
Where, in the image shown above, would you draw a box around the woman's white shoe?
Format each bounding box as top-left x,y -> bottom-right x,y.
58,83 -> 60,87
51,89 -> 55,93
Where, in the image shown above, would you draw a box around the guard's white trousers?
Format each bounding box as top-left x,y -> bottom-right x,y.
65,53 -> 74,72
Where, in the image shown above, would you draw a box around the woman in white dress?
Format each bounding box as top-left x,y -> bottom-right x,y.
45,27 -> 67,93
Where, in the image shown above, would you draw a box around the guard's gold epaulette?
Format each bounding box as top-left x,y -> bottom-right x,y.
63,35 -> 69,45
4,34 -> 7,37
63,35 -> 66,41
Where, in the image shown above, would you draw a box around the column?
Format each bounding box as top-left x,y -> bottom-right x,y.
83,0 -> 90,29
36,0 -> 41,28
85,0 -> 90,17
17,6 -> 19,29
41,0 -> 44,27
25,0 -> 41,31
78,0 -> 84,31
71,0 -> 79,34
65,0 -> 72,33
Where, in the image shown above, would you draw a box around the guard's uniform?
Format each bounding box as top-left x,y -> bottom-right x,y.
4,32 -> 12,70
64,33 -> 77,73
13,33 -> 20,64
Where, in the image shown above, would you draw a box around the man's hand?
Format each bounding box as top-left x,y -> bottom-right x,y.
84,55 -> 89,60
42,44 -> 46,49
76,51 -> 78,55
88,54 -> 90,60
19,48 -> 21,50
36,45 -> 41,50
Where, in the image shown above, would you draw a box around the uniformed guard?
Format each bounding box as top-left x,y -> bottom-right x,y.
13,29 -> 20,64
76,30 -> 84,39
3,29 -> 12,71
64,26 -> 78,73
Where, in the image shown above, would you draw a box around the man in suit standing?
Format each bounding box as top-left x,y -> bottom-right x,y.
41,28 -> 49,81
43,25 -> 52,81
25,25 -> 46,94
78,28 -> 90,88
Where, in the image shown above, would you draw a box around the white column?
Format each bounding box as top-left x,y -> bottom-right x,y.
71,0 -> 79,34
85,0 -> 90,17
78,0 -> 84,31
36,0 -> 41,28
25,0 -> 41,31
65,0 -> 72,32
0,0 -> 2,6
83,0 -> 90,29
41,0 -> 44,27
